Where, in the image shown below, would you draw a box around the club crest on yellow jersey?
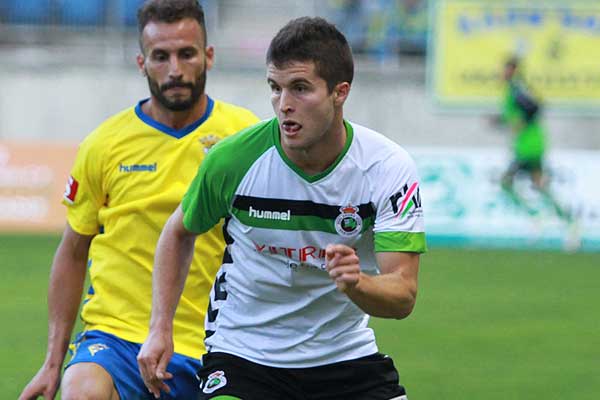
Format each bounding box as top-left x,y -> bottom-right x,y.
199,134 -> 221,154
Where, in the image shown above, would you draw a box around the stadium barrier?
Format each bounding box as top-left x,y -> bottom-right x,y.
412,146 -> 600,251
0,141 -> 76,232
1,141 -> 598,252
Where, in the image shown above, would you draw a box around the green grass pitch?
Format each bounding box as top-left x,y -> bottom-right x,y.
2,234 -> 599,399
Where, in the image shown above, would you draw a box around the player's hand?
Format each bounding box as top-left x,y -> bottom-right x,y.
325,244 -> 361,293
18,364 -> 61,400
137,328 -> 174,399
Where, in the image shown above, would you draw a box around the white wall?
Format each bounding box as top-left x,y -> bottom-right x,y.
2,63 -> 599,153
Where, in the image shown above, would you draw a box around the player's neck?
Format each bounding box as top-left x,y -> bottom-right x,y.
284,119 -> 347,176
143,95 -> 208,130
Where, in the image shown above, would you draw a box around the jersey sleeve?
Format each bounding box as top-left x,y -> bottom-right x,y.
181,145 -> 231,234
182,119 -> 273,234
62,133 -> 106,235
371,150 -> 427,253
233,108 -> 261,130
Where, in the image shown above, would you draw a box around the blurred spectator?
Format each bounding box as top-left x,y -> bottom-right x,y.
325,0 -> 428,61
0,0 -> 217,28
395,0 -> 428,54
324,0 -> 367,51
4,0 -> 53,25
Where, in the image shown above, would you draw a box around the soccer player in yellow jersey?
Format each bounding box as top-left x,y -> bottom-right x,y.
18,1 -> 259,399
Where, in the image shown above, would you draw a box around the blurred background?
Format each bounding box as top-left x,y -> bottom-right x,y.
2,0 -> 599,249
1,0 -> 599,399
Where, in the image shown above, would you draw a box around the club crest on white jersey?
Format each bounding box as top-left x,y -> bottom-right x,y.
334,204 -> 363,237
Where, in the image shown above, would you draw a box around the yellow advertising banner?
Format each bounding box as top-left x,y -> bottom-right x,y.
0,141 -> 77,232
429,0 -> 600,110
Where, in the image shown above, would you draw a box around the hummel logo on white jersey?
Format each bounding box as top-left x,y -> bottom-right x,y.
249,206 -> 291,221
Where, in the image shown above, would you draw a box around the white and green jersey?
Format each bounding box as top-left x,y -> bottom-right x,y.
182,118 -> 426,368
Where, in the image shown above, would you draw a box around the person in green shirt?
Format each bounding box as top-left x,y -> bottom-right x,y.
495,57 -> 569,221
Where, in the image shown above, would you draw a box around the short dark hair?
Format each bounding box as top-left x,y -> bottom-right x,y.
137,0 -> 207,46
506,56 -> 520,70
266,17 -> 354,92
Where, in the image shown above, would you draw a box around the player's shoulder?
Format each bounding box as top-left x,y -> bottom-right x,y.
213,118 -> 273,151
203,118 -> 275,170
211,99 -> 260,125
348,121 -> 415,168
79,107 -> 136,156
82,106 -> 136,146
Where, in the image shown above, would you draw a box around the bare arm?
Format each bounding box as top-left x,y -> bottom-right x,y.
137,205 -> 197,398
326,244 -> 419,319
150,205 -> 197,331
19,224 -> 93,400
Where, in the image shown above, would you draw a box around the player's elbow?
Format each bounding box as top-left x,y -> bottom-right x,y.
394,302 -> 415,319
393,289 -> 417,319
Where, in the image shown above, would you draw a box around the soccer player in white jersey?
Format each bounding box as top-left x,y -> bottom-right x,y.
139,16 -> 426,400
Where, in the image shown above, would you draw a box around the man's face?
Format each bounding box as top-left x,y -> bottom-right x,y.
138,18 -> 213,111
267,61 -> 342,152
503,63 -> 516,81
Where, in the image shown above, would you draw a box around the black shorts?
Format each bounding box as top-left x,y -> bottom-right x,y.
509,159 -> 543,174
196,352 -> 407,400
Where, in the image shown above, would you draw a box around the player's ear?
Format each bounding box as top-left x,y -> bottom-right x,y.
333,82 -> 350,106
136,53 -> 146,76
205,45 -> 215,71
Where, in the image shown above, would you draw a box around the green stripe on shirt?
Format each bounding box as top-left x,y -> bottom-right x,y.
375,231 -> 427,253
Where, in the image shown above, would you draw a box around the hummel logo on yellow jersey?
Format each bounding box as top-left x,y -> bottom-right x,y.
119,162 -> 157,172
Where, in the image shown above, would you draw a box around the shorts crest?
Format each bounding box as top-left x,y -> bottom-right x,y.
202,370 -> 228,394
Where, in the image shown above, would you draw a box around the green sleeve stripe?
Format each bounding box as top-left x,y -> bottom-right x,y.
375,231 -> 427,253
400,199 -> 415,218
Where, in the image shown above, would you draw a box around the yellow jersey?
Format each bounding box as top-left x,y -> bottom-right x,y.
63,97 -> 259,358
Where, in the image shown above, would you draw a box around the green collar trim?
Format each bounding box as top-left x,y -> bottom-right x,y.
272,119 -> 354,183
